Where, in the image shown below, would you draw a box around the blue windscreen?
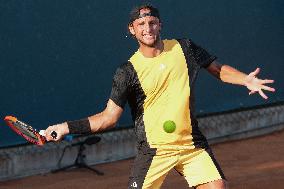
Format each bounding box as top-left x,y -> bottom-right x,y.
0,0 -> 283,147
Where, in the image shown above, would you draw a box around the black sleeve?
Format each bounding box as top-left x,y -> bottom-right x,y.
191,40 -> 216,68
109,62 -> 131,109
179,38 -> 217,68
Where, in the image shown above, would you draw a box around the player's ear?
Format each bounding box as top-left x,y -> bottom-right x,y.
128,23 -> 135,36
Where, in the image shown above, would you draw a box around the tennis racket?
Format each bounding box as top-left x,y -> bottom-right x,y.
4,115 -> 59,146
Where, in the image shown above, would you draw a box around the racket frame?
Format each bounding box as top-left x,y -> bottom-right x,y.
4,116 -> 46,146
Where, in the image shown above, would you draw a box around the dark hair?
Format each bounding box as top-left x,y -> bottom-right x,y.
128,4 -> 161,25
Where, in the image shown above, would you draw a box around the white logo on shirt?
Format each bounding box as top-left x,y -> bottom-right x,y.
159,63 -> 166,71
131,181 -> 137,188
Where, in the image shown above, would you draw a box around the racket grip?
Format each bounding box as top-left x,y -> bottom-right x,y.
64,135 -> 73,142
39,130 -> 73,142
51,131 -> 57,139
50,131 -> 73,141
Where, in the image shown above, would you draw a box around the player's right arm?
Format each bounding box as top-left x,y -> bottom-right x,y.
46,62 -> 131,142
45,99 -> 123,141
88,99 -> 123,132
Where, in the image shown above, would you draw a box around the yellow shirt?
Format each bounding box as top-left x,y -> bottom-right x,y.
110,39 -> 216,149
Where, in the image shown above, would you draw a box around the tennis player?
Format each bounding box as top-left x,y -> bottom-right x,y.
45,4 -> 275,189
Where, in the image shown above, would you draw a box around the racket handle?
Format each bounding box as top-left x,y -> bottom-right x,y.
51,132 -> 73,142
51,131 -> 57,139
39,130 -> 73,142
64,135 -> 73,142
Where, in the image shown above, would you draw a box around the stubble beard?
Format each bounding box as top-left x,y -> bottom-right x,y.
138,34 -> 161,48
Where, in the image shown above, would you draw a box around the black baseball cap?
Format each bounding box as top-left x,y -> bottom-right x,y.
128,4 -> 161,25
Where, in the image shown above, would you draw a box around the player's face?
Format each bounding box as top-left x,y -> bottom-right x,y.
129,9 -> 162,48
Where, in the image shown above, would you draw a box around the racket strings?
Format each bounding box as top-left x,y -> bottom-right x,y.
13,120 -> 38,140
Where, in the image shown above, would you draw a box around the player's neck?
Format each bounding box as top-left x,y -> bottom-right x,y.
139,39 -> 164,58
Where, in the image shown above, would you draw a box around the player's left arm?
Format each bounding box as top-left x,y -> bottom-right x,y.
206,60 -> 275,99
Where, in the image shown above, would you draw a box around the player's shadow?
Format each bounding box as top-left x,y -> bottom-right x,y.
51,135 -> 104,175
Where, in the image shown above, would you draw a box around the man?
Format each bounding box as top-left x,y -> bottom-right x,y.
45,5 -> 275,189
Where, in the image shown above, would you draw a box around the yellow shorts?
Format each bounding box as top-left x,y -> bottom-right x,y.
128,147 -> 225,189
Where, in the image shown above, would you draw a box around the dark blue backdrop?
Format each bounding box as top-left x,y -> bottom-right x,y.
1,0 -> 283,147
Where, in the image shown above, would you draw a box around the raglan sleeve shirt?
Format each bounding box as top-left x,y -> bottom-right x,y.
109,63 -> 131,109
109,38 -> 216,110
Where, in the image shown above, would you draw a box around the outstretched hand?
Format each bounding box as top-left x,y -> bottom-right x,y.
245,68 -> 275,99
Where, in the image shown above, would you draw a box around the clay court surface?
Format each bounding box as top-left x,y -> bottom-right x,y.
1,129 -> 283,189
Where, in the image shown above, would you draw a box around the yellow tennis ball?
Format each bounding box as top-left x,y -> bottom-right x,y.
163,120 -> 176,133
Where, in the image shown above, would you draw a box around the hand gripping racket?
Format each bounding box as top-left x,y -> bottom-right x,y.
4,115 -> 61,146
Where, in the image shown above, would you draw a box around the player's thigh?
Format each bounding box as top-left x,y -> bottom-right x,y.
176,148 -> 225,187
128,148 -> 179,189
